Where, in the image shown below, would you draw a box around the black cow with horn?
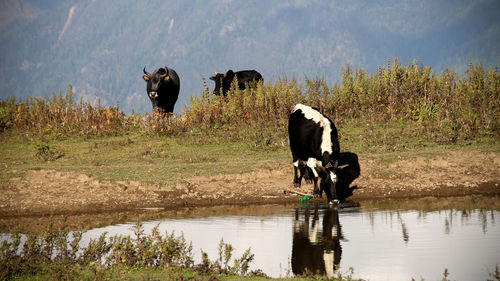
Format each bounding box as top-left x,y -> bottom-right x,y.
142,66 -> 180,113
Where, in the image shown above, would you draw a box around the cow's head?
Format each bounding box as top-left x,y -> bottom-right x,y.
209,70 -> 235,96
321,160 -> 339,205
142,66 -> 171,104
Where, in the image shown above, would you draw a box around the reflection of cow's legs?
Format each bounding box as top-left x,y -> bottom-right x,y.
309,207 -> 320,244
323,250 -> 335,277
322,206 -> 342,275
292,206 -> 327,276
292,205 -> 344,277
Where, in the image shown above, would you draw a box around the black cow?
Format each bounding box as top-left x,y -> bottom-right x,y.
301,152 -> 360,202
288,104 -> 340,204
335,152 -> 360,200
209,69 -> 263,96
142,66 -> 180,113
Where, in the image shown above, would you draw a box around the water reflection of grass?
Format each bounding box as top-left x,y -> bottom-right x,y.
0,204 -> 297,234
358,194 -> 500,211
3,195 -> 498,235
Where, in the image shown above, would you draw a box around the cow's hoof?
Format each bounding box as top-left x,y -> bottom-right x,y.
329,199 -> 340,205
294,182 -> 301,188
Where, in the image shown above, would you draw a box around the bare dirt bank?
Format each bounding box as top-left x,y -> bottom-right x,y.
1,150 -> 499,218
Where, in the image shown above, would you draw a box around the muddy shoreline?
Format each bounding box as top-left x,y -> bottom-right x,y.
1,150 -> 499,219
1,181 -> 499,218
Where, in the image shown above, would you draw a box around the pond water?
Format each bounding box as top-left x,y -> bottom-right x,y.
76,200 -> 500,280
2,197 -> 500,280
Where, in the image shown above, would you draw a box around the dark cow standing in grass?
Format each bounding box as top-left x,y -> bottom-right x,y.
288,104 -> 341,204
209,69 -> 263,96
142,66 -> 180,113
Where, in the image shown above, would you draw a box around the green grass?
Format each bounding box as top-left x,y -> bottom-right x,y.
0,132 -> 291,186
7,264 -> 359,280
1,127 -> 496,190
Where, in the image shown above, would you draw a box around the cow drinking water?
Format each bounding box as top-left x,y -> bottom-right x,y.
142,66 -> 180,113
288,104 -> 341,204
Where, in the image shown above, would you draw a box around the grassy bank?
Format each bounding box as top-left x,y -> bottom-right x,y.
0,58 -> 499,280
1,132 -> 498,190
1,58 -> 498,184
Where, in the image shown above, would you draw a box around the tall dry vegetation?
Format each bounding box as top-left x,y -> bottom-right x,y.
186,58 -> 499,145
1,58 -> 498,146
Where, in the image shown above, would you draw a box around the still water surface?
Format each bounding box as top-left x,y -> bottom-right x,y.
77,201 -> 500,281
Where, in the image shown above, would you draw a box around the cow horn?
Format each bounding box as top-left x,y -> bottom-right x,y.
143,67 -> 151,76
214,71 -> 218,75
159,66 -> 169,78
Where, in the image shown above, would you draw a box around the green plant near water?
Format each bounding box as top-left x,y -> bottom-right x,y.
2,223 -> 367,280
0,222 -> 266,280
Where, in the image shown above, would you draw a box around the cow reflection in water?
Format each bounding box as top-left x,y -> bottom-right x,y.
292,205 -> 344,277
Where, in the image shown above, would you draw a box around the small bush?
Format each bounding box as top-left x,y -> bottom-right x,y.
0,222 -> 258,279
34,142 -> 64,161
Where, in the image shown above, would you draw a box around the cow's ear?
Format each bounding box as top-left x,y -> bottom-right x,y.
164,75 -> 170,82
209,76 -> 215,80
143,75 -> 150,81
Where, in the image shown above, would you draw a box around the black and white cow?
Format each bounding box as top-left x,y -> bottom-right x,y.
288,104 -> 340,204
142,66 -> 180,113
209,69 -> 263,96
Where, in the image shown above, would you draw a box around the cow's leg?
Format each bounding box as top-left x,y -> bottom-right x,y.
303,166 -> 313,184
327,171 -> 339,204
293,158 -> 303,187
306,158 -> 322,197
293,162 -> 300,187
312,176 -> 321,197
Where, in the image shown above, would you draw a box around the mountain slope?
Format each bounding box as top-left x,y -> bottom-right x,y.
1,0 -> 499,113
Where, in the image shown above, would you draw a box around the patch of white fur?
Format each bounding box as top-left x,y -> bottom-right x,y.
309,218 -> 319,244
293,161 -> 299,167
293,104 -> 333,154
330,172 -> 338,183
306,157 -> 322,178
331,225 -> 338,238
323,250 -> 335,278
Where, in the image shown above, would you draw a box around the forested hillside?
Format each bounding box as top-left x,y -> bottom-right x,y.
1,0 -> 499,113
